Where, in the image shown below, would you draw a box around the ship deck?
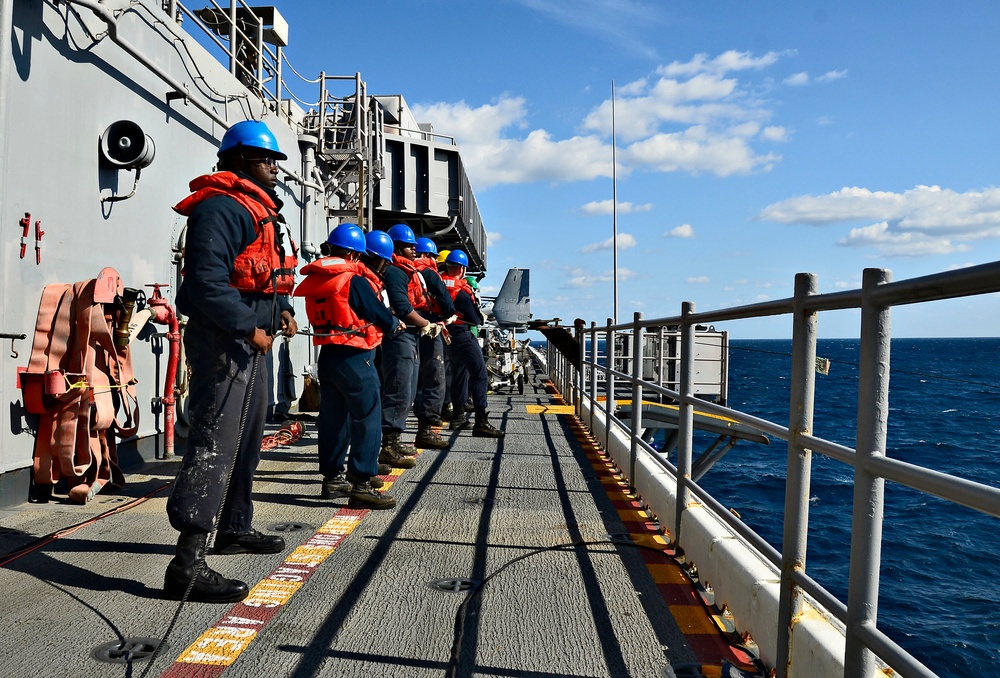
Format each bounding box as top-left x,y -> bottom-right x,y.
0,361 -> 758,678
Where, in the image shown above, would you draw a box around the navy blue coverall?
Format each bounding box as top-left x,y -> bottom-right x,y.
415,266 -> 456,423
380,265 -> 420,433
167,174 -> 293,536
448,288 -> 488,412
317,276 -> 398,481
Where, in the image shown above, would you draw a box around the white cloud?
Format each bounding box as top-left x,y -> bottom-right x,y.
687,276 -> 710,284
413,49 -> 793,187
761,126 -> 789,142
579,199 -> 654,215
784,72 -> 809,86
784,69 -> 846,87
665,223 -> 695,238
816,69 -> 848,83
658,50 -> 792,77
624,125 -> 780,176
582,233 -> 637,253
411,96 -> 613,188
837,221 -> 970,257
563,266 -> 636,288
758,185 -> 1000,237
486,231 -> 503,243
512,0 -> 666,59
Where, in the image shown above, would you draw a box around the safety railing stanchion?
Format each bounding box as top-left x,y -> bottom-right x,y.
575,322 -> 584,417
675,302 -> 695,543
605,318 -> 615,454
845,268 -> 892,678
589,321 -> 597,433
629,312 -> 644,492
776,273 -> 819,678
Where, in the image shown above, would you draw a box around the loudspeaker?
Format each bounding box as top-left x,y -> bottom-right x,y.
100,120 -> 155,169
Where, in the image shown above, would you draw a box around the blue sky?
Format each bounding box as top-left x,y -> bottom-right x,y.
277,1 -> 1000,338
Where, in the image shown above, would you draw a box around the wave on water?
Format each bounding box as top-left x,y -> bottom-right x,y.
690,337 -> 1000,678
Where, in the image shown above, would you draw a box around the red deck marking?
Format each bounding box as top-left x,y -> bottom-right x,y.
545,388 -> 763,676
160,509 -> 368,677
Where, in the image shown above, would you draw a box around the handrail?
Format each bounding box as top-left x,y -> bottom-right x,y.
544,262 -> 1000,678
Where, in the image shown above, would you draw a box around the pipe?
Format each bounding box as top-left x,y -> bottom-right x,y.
146,285 -> 180,459
298,134 -> 319,260
424,216 -> 458,238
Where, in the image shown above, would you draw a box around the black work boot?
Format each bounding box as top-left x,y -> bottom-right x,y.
321,471 -> 352,499
449,412 -> 473,431
215,528 -> 286,554
441,403 -> 454,421
377,463 -> 392,475
473,408 -> 505,438
379,432 -> 416,469
347,478 -> 397,510
163,531 -> 249,603
415,421 -> 449,449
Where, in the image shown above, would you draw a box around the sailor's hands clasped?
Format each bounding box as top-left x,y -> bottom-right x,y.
420,322 -> 443,338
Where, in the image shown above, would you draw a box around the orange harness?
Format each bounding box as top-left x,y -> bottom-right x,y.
19,268 -> 139,503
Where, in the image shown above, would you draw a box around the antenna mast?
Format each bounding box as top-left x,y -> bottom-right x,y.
612,80 -> 618,325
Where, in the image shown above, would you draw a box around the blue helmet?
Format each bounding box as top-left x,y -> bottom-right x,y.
415,237 -> 438,256
445,250 -> 469,267
326,223 -> 366,253
218,120 -> 287,160
386,223 -> 417,245
366,230 -> 395,261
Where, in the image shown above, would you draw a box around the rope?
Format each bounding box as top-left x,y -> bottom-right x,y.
261,420 -> 305,450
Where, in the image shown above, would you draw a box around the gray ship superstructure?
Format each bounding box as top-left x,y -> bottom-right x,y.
0,0 -> 484,504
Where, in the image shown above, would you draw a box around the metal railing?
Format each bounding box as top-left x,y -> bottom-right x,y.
544,263 -> 1000,678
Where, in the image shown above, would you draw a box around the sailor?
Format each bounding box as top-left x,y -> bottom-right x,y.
441,250 -> 504,438
164,119 -> 298,603
436,249 -> 455,422
294,224 -> 403,510
411,236 -> 458,449
378,225 -> 442,465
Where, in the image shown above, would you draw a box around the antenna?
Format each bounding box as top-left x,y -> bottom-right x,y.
612,80 -> 618,325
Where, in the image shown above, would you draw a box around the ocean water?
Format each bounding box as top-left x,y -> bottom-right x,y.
697,338 -> 1000,677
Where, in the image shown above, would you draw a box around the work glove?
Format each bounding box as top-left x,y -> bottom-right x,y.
444,315 -> 458,326
420,322 -> 442,338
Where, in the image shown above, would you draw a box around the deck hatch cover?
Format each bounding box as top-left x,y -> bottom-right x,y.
429,578 -> 481,592
91,638 -> 165,663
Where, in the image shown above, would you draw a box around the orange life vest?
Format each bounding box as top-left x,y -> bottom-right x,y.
174,172 -> 298,295
412,256 -> 437,273
412,256 -> 446,315
392,254 -> 429,311
441,272 -> 474,301
294,257 -> 383,349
